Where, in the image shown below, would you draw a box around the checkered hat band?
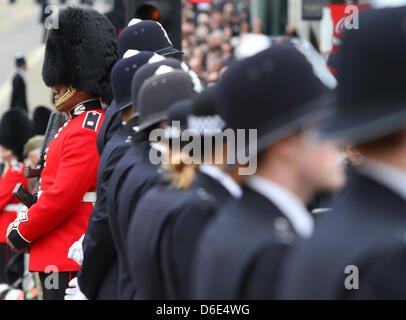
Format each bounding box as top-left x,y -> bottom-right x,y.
187,115 -> 225,133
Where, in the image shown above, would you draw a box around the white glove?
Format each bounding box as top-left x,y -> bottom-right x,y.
67,234 -> 85,266
64,277 -> 88,300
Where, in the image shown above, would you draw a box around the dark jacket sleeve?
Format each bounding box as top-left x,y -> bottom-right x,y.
77,144 -> 128,299
161,199 -> 215,299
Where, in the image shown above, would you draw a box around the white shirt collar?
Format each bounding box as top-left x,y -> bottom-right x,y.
17,68 -> 25,78
199,164 -> 242,199
245,175 -> 314,238
358,157 -> 406,201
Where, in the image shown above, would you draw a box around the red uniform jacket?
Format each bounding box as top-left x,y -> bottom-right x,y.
0,162 -> 28,243
8,104 -> 104,272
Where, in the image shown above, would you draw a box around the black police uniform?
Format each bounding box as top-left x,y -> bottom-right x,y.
96,109 -> 122,155
277,6 -> 406,300
126,178 -> 185,299
77,125 -> 132,299
80,51 -> 157,299
115,142 -> 160,247
106,139 -> 157,299
278,170 -> 406,299
125,98 -> 194,299
192,184 -> 296,299
128,170 -> 235,299
10,72 -> 28,112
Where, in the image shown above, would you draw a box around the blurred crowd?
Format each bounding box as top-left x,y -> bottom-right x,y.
181,0 -> 252,85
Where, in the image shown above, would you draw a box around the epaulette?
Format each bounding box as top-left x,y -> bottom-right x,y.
82,111 -> 102,131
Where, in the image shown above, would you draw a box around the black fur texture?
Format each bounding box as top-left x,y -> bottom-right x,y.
42,6 -> 118,104
33,106 -> 51,135
0,109 -> 34,161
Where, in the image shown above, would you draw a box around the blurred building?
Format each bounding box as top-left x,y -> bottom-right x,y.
250,0 -> 370,50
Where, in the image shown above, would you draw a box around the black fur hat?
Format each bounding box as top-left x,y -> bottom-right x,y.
33,106 -> 51,135
42,6 -> 118,104
0,109 -> 34,161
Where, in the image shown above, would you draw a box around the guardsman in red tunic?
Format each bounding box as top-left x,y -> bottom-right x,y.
6,7 -> 118,300
0,110 -> 33,284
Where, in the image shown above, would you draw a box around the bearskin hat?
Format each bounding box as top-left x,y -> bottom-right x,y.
0,109 -> 34,161
33,106 -> 51,135
42,6 -> 119,104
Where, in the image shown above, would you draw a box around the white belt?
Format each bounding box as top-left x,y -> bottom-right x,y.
37,191 -> 96,203
4,204 -> 24,212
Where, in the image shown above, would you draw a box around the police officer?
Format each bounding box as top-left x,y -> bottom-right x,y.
126,98 -> 194,299
6,7 -> 118,300
279,5 -> 406,300
10,54 -> 28,113
0,110 -> 33,284
128,87 -> 243,299
192,41 -> 344,299
96,19 -> 183,155
74,51 -> 162,300
107,69 -> 197,299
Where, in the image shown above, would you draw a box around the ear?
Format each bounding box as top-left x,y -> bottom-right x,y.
158,120 -> 167,128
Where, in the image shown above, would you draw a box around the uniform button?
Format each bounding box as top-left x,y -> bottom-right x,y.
197,188 -> 210,201
274,217 -> 289,232
274,217 -> 295,245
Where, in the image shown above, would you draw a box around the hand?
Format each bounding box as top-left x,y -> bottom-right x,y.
67,234 -> 85,266
64,277 -> 88,300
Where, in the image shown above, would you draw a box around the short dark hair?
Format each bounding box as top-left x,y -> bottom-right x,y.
356,131 -> 404,155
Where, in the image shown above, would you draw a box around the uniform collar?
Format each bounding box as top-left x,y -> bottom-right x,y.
17,68 -> 25,78
245,175 -> 314,238
69,98 -> 102,119
199,164 -> 242,199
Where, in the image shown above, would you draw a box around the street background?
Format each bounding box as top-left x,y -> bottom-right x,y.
0,0 -> 111,117
0,0 -> 370,117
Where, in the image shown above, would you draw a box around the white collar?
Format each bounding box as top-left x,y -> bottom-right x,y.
358,157 -> 406,201
245,175 -> 314,238
199,164 -> 242,199
17,69 -> 25,78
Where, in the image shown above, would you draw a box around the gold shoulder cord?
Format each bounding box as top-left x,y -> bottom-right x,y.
55,87 -> 77,108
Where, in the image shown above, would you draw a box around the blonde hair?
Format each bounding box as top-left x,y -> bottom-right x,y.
163,149 -> 198,190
